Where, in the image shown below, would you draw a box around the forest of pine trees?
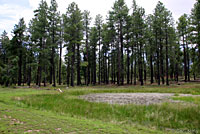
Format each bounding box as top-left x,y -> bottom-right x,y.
0,0 -> 200,87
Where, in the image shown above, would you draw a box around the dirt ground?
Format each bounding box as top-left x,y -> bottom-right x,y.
80,93 -> 200,105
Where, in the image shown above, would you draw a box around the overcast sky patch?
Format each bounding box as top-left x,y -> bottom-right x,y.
0,0 -> 197,36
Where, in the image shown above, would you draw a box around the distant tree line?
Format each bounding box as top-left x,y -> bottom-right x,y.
0,0 -> 200,87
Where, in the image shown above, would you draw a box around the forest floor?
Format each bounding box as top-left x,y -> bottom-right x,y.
0,82 -> 200,133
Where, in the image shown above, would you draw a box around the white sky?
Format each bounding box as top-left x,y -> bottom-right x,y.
0,0 -> 197,37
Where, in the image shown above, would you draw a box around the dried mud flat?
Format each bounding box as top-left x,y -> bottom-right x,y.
80,93 -> 200,105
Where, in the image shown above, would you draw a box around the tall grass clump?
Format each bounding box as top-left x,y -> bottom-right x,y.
19,93 -> 200,131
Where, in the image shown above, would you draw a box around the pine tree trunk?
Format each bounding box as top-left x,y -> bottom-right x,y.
127,49 -> 130,84
71,44 -> 75,87
186,39 -> 190,81
52,47 -> 56,87
139,43 -> 143,86
59,30 -> 62,85
131,45 -> 134,84
111,45 -> 114,83
113,49 -> 116,85
28,65 -> 31,86
183,32 -> 187,82
165,26 -> 169,85
134,54 -> 137,85
28,50 -> 32,86
120,21 -> 124,85
143,52 -> 147,83
18,49 -> 22,86
98,30 -> 101,85
23,59 -> 26,86
107,54 -> 109,84
156,30 -> 160,85
44,65 -> 46,87
117,33 -> 121,86
150,53 -> 154,84
175,53 -> 179,82
160,28 -> 164,85
67,64 -> 70,87
85,23 -> 90,85
77,43 -> 81,85
50,66 -> 52,84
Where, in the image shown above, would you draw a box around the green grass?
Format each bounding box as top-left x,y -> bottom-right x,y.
172,96 -> 200,104
1,102 -> 165,134
19,93 -> 200,132
1,83 -> 200,133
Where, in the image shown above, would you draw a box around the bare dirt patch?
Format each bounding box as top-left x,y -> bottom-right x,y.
80,93 -> 200,105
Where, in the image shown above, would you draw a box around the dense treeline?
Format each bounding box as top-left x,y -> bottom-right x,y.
0,0 -> 200,87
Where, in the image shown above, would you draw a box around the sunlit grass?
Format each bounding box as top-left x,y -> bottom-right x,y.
16,83 -> 200,132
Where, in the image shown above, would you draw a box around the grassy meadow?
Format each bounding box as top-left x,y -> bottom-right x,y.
0,83 -> 200,133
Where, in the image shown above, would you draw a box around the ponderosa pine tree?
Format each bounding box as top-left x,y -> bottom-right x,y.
164,9 -> 173,85
0,31 -> 17,86
12,18 -> 26,86
153,1 -> 166,85
190,0 -> 200,76
94,14 -> 103,85
107,11 -> 117,84
177,14 -> 188,82
112,0 -> 129,85
49,0 -> 60,87
64,2 -> 83,86
101,24 -> 110,84
83,10 -> 92,86
31,0 -> 49,87
146,15 -> 155,84
89,27 -> 98,85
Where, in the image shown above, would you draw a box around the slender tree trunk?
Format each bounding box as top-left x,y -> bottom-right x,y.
28,50 -> 32,86
156,30 -> 160,85
131,45 -> 134,84
111,45 -> 114,83
113,49 -> 116,84
139,43 -> 143,86
94,49 -> 97,85
120,21 -> 124,85
37,65 -> 41,87
28,65 -> 31,86
107,54 -> 109,84
186,38 -> 190,81
50,66 -> 52,84
52,47 -> 56,87
165,25 -> 169,85
86,27 -> 90,86
71,44 -> 75,87
134,53 -> 137,85
44,65 -> 46,87
23,58 -> 26,86
160,28 -> 164,85
117,32 -> 121,86
150,53 -> 154,84
59,27 -> 62,85
77,43 -> 81,85
127,49 -> 130,84
175,48 -> 179,82
98,30 -> 101,85
93,46 -> 97,85
183,32 -> 187,82
67,47 -> 70,87
18,49 -> 22,86
143,52 -> 147,83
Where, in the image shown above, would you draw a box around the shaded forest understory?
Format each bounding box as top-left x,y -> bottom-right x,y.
0,0 -> 200,87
